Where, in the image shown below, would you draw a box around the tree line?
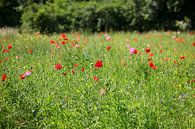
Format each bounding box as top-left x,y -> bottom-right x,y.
0,0 -> 194,33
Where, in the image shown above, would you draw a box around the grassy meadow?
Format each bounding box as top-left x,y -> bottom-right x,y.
0,31 -> 195,128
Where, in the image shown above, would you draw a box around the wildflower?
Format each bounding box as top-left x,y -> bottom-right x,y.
16,56 -> 20,59
106,36 -> 111,41
50,40 -> 56,44
133,49 -> 138,54
24,71 -> 32,76
63,37 -> 68,40
56,45 -> 60,49
2,74 -> 7,81
7,44 -> 12,49
149,62 -> 157,70
145,48 -> 150,53
2,49 -> 10,53
20,74 -> 25,80
129,48 -> 135,54
61,41 -> 66,45
150,53 -> 154,56
75,44 -> 79,48
134,38 -> 138,42
105,34 -> 111,41
149,62 -> 155,67
180,56 -> 185,60
127,44 -> 138,55
107,46 -> 111,51
81,67 -> 85,72
55,63 -> 63,70
93,76 -> 98,81
61,33 -> 66,38
95,60 -> 103,68
74,64 -> 79,67
61,33 -> 68,40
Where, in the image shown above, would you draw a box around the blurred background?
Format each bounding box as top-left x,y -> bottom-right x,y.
0,0 -> 194,33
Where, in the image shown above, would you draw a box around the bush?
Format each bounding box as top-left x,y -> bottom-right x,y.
20,0 -> 194,33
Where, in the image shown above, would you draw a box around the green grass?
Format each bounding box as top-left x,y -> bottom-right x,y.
0,31 -> 195,128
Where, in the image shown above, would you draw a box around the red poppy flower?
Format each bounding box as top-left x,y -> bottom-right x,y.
2,49 -> 10,53
149,62 -> 154,67
2,74 -> 7,81
192,42 -> 195,46
107,46 -> 111,51
74,64 -> 79,67
150,53 -> 154,56
55,63 -> 63,70
61,33 -> 66,38
20,74 -> 25,80
149,62 -> 157,70
160,49 -> 163,53
81,67 -> 85,72
61,41 -> 66,45
7,44 -> 12,49
93,76 -> 98,81
95,60 -> 103,68
56,45 -> 60,49
50,40 -> 56,44
180,56 -> 185,60
63,37 -> 68,40
145,48 -> 150,53
133,49 -> 138,54
61,33 -> 68,40
174,60 -> 177,64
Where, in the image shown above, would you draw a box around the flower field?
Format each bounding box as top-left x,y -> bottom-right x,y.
0,31 -> 195,128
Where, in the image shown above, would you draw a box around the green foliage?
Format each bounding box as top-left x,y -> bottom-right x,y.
175,17 -> 191,31
21,0 -> 158,33
0,0 -> 21,27
1,0 -> 195,31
